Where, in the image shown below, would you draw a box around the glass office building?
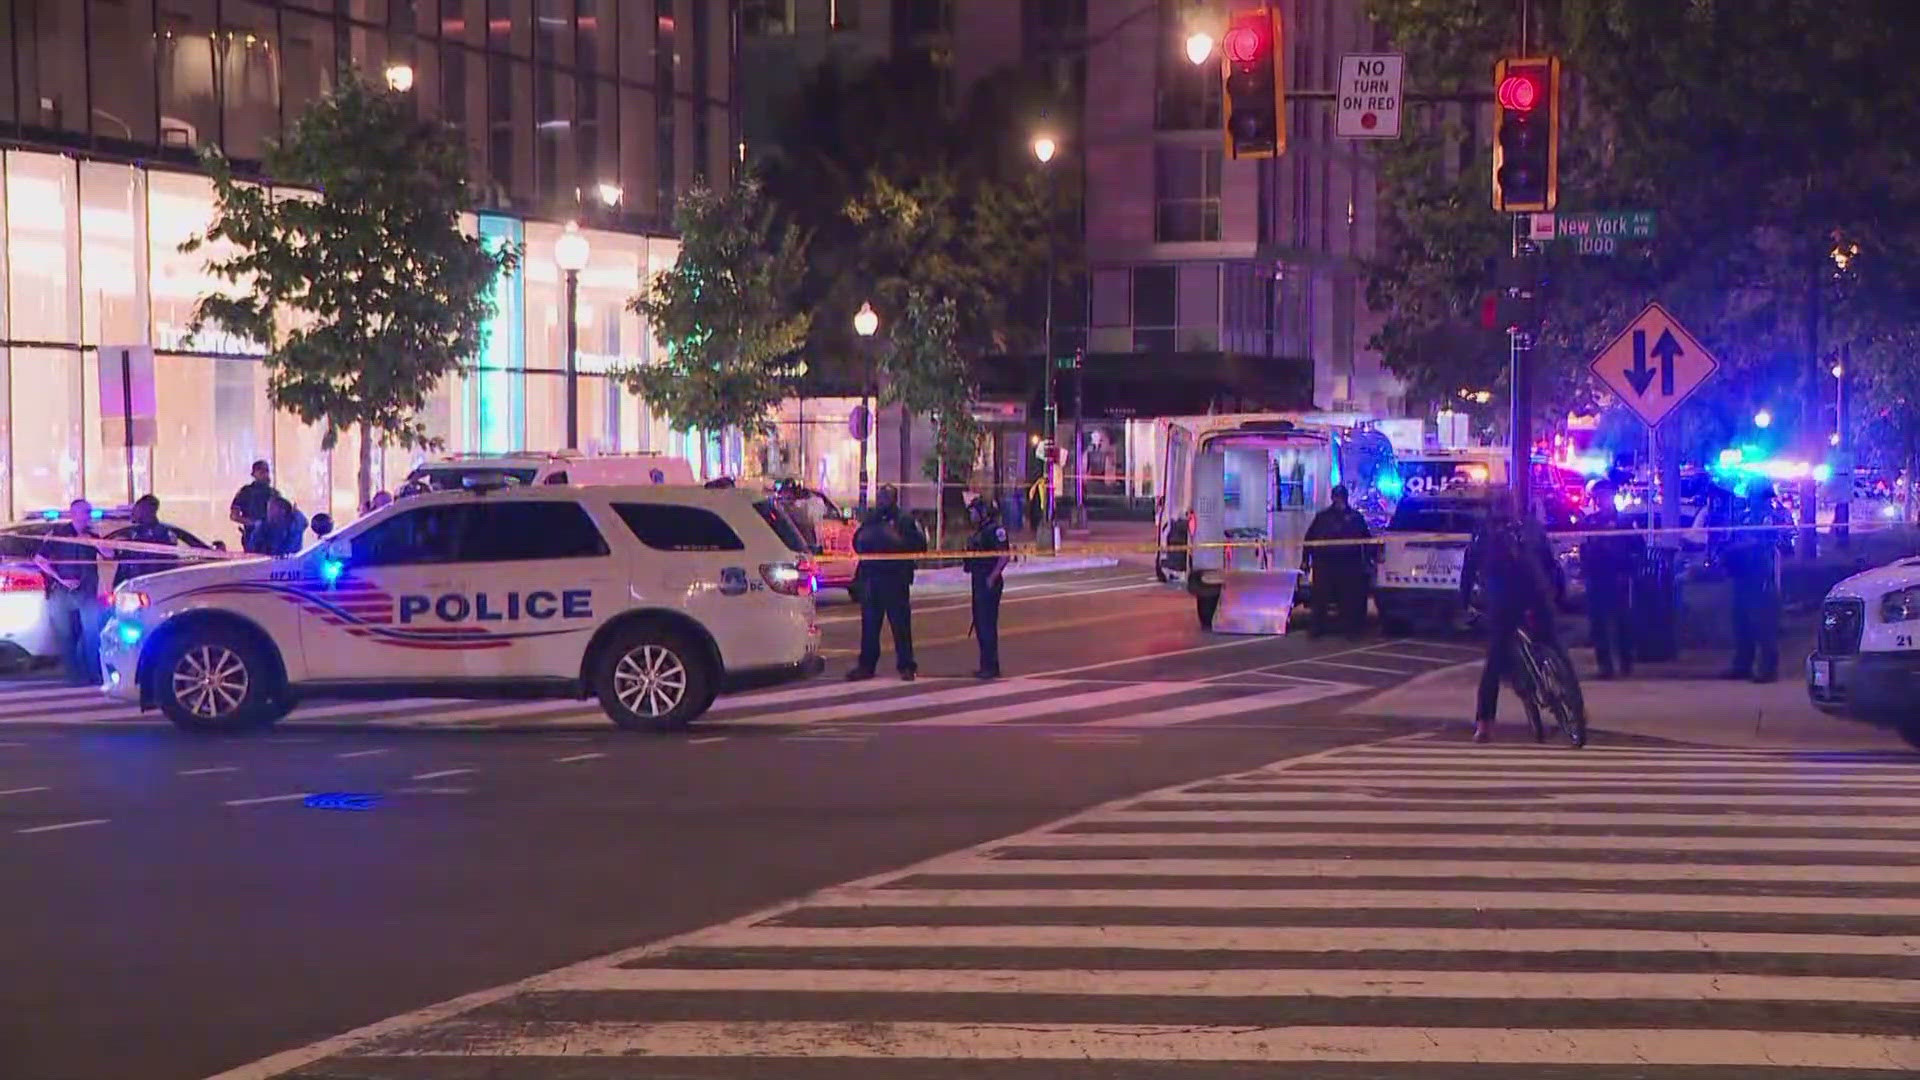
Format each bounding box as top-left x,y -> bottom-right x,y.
0,0 -> 737,543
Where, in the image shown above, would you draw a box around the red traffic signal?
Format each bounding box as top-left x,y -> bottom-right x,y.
1497,72 -> 1542,112
1223,21 -> 1267,64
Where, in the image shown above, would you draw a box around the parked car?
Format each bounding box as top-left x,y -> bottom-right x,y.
769,482 -> 860,598
0,508 -> 211,670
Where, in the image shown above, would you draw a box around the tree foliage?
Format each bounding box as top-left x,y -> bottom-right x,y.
1365,0 -> 1920,463
759,57 -> 1068,389
877,287 -> 983,482
623,176 -> 812,436
188,70 -> 516,504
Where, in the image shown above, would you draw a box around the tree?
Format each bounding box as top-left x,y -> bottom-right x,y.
623,176 -> 811,469
875,288 -> 983,541
188,70 -> 516,508
1364,0 -> 1920,465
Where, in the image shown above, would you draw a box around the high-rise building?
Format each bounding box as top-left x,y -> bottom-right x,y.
0,0 -> 738,542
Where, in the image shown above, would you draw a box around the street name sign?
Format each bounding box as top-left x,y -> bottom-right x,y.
1335,54 -> 1404,139
1589,302 -> 1718,426
1557,210 -> 1656,255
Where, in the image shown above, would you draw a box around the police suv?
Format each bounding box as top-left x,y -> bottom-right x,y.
99,484 -> 823,733
1807,556 -> 1920,749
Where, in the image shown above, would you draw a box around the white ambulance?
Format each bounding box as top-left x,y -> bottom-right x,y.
98,484 -> 821,733
401,451 -> 697,494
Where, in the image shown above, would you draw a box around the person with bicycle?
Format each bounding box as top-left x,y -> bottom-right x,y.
1460,491 -> 1569,743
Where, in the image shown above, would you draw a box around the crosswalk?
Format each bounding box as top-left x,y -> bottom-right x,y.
237,737 -> 1920,1078
0,670 -> 1367,733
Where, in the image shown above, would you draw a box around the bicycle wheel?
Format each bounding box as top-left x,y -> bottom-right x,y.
1512,632 -> 1547,743
1540,645 -> 1588,748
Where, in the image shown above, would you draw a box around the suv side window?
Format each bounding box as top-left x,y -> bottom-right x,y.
350,506 -> 468,566
459,502 -> 611,561
613,504 -> 745,552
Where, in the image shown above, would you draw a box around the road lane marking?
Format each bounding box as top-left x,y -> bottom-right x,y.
0,785 -> 49,797
1025,636 -> 1273,678
895,682 -> 1199,727
1084,683 -> 1365,728
1293,658 -> 1415,675
356,1021 -> 1920,1069
925,854 -> 1920,884
810,887 -> 1920,917
16,818 -> 108,834
688,737 -> 729,745
554,752 -> 606,764
1101,808 -> 1920,829
335,749 -> 390,759
409,768 -> 474,780
816,578 -> 1155,624
821,610 -> 1164,657
224,793 -> 311,807
178,766 -> 240,776
696,924 -> 1920,956
710,678 -> 956,714
551,966 -> 1920,1002
1363,648 -> 1471,663
736,679 -> 1077,726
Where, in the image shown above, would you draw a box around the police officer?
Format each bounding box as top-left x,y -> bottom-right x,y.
964,495 -> 1012,678
230,459 -> 279,552
1721,482 -> 1790,683
113,494 -> 180,588
846,484 -> 928,682
33,499 -> 104,686
1578,481 -> 1645,679
1304,484 -> 1374,637
253,496 -> 309,556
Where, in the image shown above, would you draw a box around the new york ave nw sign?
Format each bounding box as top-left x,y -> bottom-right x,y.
1588,302 -> 1720,426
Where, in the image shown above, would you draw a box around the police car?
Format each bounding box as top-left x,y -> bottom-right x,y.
1807,557 -> 1920,749
1372,495 -> 1491,634
98,484 -> 823,733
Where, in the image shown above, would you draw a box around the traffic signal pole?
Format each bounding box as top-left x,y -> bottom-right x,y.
1042,167 -> 1058,553
1508,216 -> 1542,517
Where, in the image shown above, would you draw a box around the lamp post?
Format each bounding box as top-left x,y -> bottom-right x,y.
384,63 -> 414,92
1033,132 -> 1059,549
554,221 -> 590,450
853,301 -> 879,512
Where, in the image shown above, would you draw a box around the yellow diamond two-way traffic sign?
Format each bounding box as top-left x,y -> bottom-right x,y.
1588,302 -> 1719,426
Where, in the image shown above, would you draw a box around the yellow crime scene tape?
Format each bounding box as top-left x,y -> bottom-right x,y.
9,517 -> 1904,569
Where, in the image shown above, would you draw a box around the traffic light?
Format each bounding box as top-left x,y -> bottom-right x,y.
1220,7 -> 1284,160
1492,56 -> 1560,212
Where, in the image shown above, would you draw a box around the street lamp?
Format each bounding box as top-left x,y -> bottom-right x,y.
1185,31 -> 1216,66
1032,133 -> 1063,546
1753,408 -> 1773,429
554,221 -> 590,450
384,63 -> 415,92
853,301 -> 879,511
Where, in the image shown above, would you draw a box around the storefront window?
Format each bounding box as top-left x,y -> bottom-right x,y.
6,151 -> 81,344
273,409 -> 332,530
475,214 -> 525,452
0,351 -> 12,518
9,348 -> 84,515
80,163 -> 150,347
152,353 -> 269,543
149,171 -> 262,354
524,371 -> 564,451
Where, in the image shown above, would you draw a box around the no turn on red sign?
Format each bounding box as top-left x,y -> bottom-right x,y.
1336,54 -> 1405,139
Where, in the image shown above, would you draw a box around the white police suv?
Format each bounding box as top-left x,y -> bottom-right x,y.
1807,556 -> 1920,749
98,484 -> 823,734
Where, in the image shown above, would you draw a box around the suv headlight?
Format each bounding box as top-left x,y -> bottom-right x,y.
113,590 -> 150,616
1880,586 -> 1920,624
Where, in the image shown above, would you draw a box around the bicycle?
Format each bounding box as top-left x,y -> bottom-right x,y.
1512,620 -> 1588,748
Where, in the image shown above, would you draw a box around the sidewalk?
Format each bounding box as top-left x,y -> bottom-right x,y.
1347,643 -> 1914,752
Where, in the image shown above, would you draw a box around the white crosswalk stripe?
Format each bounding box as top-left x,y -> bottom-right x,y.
0,673 -> 1366,733
214,736 -> 1920,1079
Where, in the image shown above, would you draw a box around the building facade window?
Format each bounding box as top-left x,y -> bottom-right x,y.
1153,145 -> 1220,243
742,0 -> 796,36
655,0 -> 676,215
90,0 -> 160,147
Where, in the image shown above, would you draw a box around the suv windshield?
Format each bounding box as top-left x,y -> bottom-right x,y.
405,466 -> 539,492
1387,501 -> 1488,535
754,499 -> 812,554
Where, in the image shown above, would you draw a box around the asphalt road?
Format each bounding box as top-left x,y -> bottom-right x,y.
5,568 -> 1912,1079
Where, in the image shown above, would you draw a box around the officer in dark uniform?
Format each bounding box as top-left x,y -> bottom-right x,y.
33,499 -> 104,685
1303,484 -> 1374,637
1721,482 -> 1790,682
113,494 -> 181,588
229,459 -> 278,553
1577,481 -> 1645,679
963,495 -> 1012,678
847,484 -> 928,681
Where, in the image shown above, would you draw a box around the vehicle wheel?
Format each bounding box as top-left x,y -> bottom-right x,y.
594,624 -> 714,731
1543,647 -> 1588,748
152,628 -> 282,735
1196,592 -> 1219,631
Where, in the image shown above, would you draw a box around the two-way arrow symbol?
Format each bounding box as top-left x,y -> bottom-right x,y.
1623,328 -> 1685,396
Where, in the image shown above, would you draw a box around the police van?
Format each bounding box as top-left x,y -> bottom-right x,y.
1807,557 -> 1920,749
98,484 -> 822,734
402,451 -> 697,493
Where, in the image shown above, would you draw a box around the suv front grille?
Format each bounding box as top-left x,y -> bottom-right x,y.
1819,599 -> 1865,656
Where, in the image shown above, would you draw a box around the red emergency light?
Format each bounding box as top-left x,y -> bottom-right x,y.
1497,72 -> 1542,112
